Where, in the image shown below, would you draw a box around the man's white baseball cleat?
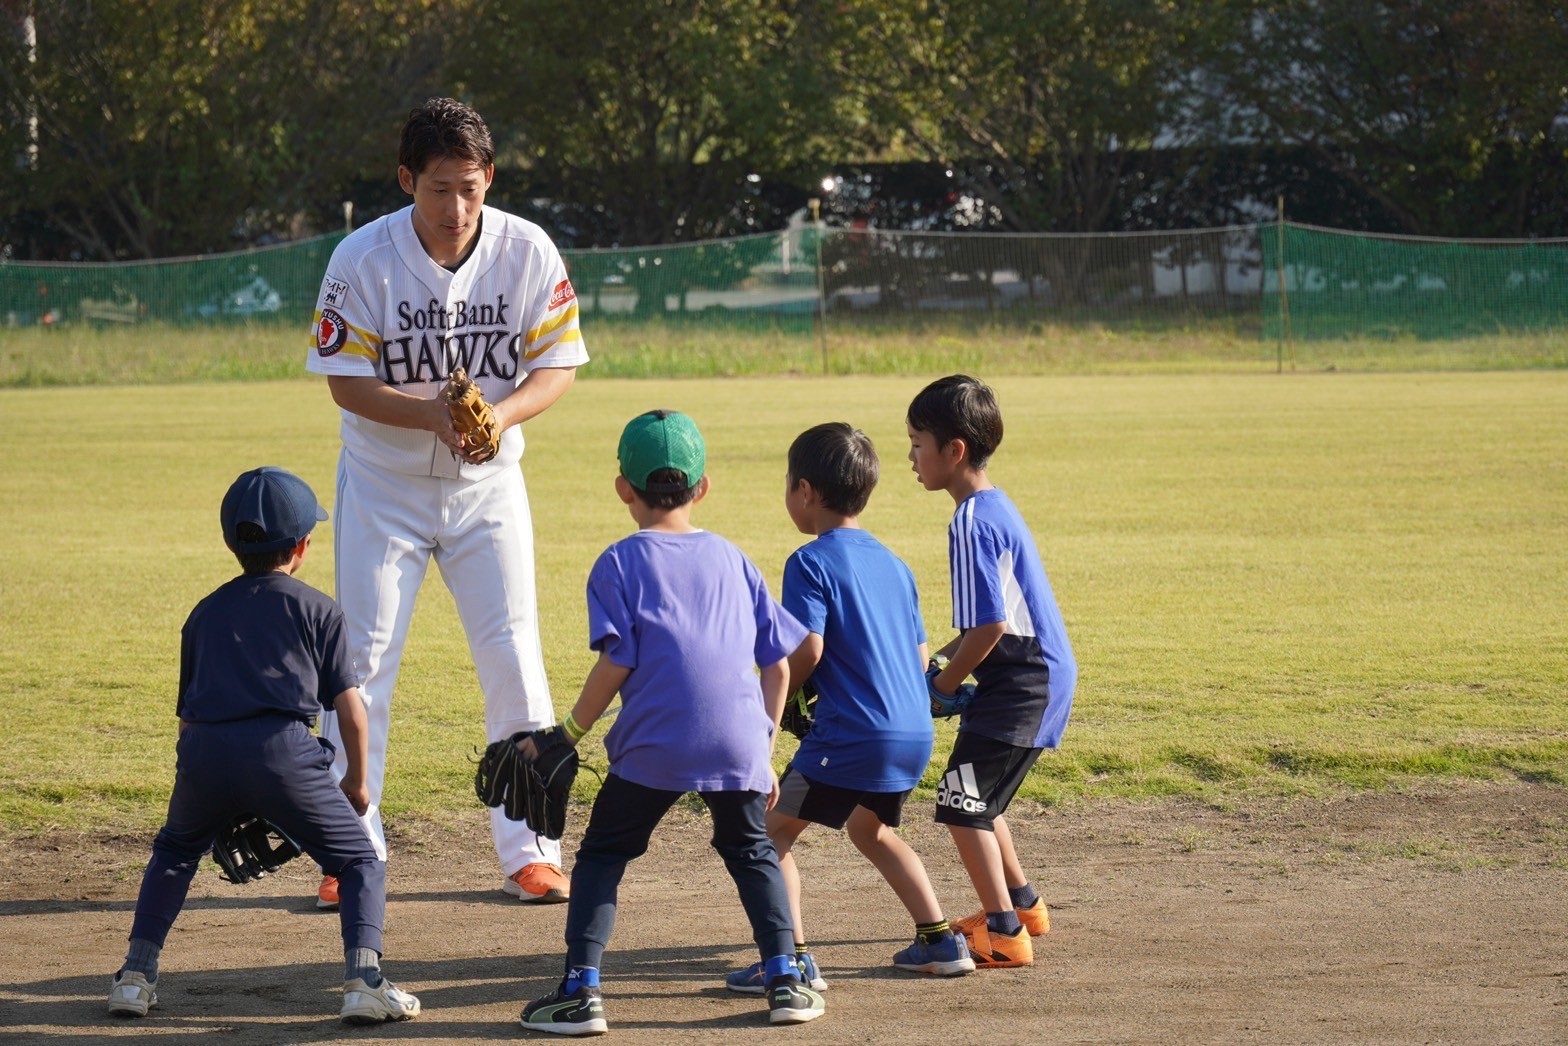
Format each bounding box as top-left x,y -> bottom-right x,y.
106,970 -> 158,1018
340,976 -> 421,1024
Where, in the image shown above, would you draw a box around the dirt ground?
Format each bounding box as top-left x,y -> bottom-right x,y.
2,781 -> 1564,1045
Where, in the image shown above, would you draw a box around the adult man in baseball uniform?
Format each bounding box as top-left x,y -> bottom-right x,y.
305,97 -> 587,905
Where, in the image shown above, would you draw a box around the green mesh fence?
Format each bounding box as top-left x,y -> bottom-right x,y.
6,221 -> 1566,361
0,234 -> 347,328
567,230 -> 821,335
1262,222 -> 1568,340
566,225 -> 1262,329
0,224 -> 1263,334
816,225 -> 1260,324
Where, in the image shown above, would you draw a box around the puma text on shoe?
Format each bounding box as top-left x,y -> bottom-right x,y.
522,982 -> 608,1036
766,975 -> 825,1025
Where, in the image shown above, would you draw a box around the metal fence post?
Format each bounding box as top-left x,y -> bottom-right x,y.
810,198 -> 828,375
1276,197 -> 1294,373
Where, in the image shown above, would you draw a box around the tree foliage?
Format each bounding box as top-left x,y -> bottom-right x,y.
456,0 -> 855,247
0,0 -> 448,259
833,0 -> 1209,233
1,0 -> 1565,260
1201,0 -> 1568,236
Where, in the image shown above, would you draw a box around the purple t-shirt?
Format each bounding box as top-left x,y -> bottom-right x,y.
587,529 -> 807,792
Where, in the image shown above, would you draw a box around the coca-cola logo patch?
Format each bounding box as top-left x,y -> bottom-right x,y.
548,279 -> 577,310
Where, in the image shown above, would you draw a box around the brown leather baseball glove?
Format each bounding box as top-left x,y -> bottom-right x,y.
443,367 -> 501,463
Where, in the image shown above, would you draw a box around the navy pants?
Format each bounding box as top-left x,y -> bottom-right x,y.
564,773 -> 794,971
130,717 -> 385,954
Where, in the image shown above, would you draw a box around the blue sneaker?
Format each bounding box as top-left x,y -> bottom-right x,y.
892,933 -> 976,976
725,953 -> 828,994
725,960 -> 768,994
796,951 -> 828,991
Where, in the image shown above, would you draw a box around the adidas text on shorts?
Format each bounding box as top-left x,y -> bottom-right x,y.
933,730 -> 1042,829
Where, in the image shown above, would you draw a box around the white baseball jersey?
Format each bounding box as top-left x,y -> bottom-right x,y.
306,205 -> 589,479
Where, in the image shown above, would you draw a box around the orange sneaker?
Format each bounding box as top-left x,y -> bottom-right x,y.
954,898 -> 1050,938
962,922 -> 1033,969
317,875 -> 340,911
1016,897 -> 1051,936
504,862 -> 569,903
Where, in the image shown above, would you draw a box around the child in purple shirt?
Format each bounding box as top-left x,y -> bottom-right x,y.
518,410 -> 825,1035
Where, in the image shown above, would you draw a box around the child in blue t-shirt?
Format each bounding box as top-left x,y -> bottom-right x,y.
108,467 -> 419,1025
519,410 -> 825,1035
906,375 -> 1078,970
724,422 -> 976,994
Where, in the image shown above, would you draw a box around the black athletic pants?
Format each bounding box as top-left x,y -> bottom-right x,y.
129,717 -> 385,954
564,772 -> 794,971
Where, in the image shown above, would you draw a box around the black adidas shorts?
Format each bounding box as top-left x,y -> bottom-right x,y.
932,730 -> 1042,830
775,765 -> 911,830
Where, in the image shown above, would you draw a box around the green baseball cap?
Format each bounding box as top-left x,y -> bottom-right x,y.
618,410 -> 706,492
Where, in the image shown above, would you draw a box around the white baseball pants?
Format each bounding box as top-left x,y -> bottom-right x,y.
321,447 -> 561,875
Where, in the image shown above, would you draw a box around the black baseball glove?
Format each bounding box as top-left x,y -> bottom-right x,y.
211,814 -> 302,884
474,727 -> 579,840
780,679 -> 818,741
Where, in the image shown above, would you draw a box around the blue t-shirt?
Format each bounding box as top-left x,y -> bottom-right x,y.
588,529 -> 807,793
177,572 -> 359,724
783,528 -> 933,792
949,489 -> 1077,748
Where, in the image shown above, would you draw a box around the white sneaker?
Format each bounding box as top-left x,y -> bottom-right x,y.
107,970 -> 158,1018
341,976 -> 421,1024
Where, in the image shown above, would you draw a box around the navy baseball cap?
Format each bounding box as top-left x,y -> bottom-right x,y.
617,410 -> 705,492
220,467 -> 329,554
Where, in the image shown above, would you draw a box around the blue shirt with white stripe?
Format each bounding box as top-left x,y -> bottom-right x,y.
948,488 -> 1077,748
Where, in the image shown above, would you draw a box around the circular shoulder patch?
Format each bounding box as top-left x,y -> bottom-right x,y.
316,308 -> 348,357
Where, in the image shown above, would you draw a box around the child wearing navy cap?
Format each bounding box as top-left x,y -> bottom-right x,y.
107,467 -> 420,1025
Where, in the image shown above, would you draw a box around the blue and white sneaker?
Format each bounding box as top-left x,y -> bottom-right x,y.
892,933 -> 976,976
796,951 -> 828,991
725,953 -> 828,994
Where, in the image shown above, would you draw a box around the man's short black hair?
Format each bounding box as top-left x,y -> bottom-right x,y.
787,422 -> 879,516
906,374 -> 1004,469
399,97 -> 495,180
232,522 -> 294,576
628,467 -> 701,510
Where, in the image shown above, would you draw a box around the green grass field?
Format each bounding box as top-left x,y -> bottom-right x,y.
2,318 -> 1565,387
1,371 -> 1565,834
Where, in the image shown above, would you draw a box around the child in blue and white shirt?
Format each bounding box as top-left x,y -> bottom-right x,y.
907,375 -> 1078,970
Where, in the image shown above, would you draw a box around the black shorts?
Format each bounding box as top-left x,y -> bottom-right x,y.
775,765 -> 911,830
932,729 -> 1042,830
